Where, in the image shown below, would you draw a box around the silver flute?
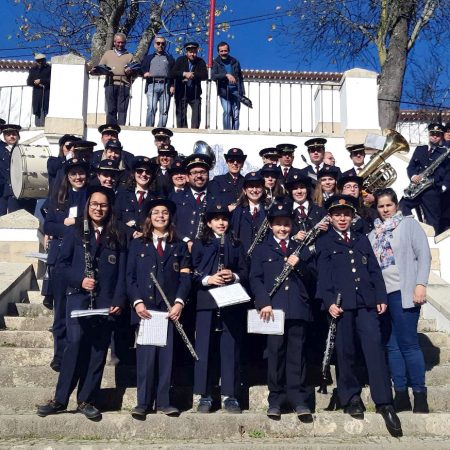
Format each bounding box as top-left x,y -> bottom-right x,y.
149,272 -> 199,360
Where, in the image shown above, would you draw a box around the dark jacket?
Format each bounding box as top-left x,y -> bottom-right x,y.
211,55 -> 244,98
209,173 -> 244,206
140,52 -> 176,93
27,63 -> 51,115
0,141 -> 13,197
407,144 -> 447,188
171,55 -> 208,99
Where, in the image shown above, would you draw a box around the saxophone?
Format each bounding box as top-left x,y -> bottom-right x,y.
83,219 -> 96,310
403,147 -> 450,199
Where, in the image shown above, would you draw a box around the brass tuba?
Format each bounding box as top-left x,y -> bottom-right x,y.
359,129 -> 409,191
193,140 -> 216,170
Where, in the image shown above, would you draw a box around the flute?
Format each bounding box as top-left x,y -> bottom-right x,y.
149,272 -> 199,361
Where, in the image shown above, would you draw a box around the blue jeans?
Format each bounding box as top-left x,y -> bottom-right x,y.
384,290 -> 426,392
220,90 -> 240,130
146,81 -> 171,127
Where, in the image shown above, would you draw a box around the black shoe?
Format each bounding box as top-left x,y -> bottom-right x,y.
376,405 -> 403,437
197,397 -> 213,413
37,400 -> 66,417
295,405 -> 313,423
77,402 -> 101,420
157,405 -> 180,416
49,359 -> 61,372
43,296 -> 54,310
394,390 -> 412,412
344,396 -> 365,418
413,391 -> 429,414
131,406 -> 148,420
267,406 -> 281,419
223,397 -> 242,414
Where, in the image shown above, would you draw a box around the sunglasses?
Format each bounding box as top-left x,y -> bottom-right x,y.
155,41 -> 166,46
64,143 -> 74,149
135,168 -> 152,175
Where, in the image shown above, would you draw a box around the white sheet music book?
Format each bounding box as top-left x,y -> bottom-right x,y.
68,206 -> 78,218
136,311 -> 168,346
247,309 -> 285,335
210,283 -> 251,308
70,308 -> 110,318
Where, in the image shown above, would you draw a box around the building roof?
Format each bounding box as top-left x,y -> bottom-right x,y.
0,59 -> 35,70
399,109 -> 450,122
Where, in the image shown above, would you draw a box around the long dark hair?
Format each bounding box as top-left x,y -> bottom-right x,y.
54,168 -> 88,207
236,182 -> 266,207
374,187 -> 399,206
141,209 -> 178,243
125,169 -> 154,190
200,213 -> 238,245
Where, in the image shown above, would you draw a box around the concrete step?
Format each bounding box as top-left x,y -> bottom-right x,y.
2,316 -> 53,331
8,302 -> 53,317
0,412 -> 450,441
27,290 -> 45,304
0,348 -> 54,367
419,331 -> 450,348
418,319 -> 437,332
2,384 -> 450,414
0,330 -> 53,348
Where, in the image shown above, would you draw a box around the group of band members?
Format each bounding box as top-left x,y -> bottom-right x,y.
0,120 -> 432,436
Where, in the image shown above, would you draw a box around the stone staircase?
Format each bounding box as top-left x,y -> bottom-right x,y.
1,284 -> 450,447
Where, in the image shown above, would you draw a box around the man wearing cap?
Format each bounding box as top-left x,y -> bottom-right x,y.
167,158 -> 187,195
94,33 -> 134,125
171,42 -> 208,129
315,194 -> 401,436
259,147 -> 280,166
400,123 -> 447,233
277,144 -> 301,182
153,144 -> 178,197
171,154 -> 216,251
0,124 -> 36,215
209,148 -> 246,210
211,41 -> 245,130
152,127 -> 173,151
95,124 -> 133,170
27,53 -> 51,127
443,123 -> 450,148
342,144 -> 366,177
300,138 -> 337,184
141,36 -> 175,127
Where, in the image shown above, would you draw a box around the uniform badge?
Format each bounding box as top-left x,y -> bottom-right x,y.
361,256 -> 368,265
108,255 -> 117,264
173,262 -> 180,272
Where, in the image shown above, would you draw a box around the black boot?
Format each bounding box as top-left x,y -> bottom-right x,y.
413,391 -> 429,414
393,390 -> 412,412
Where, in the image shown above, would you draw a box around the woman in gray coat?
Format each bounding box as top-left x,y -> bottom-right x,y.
369,188 -> 431,414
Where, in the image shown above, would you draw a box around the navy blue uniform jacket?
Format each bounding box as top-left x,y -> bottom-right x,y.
127,237 -> 191,324
191,235 -> 248,310
407,145 -> 447,187
0,142 -> 13,197
249,235 -> 312,321
58,225 -> 127,310
315,229 -> 387,310
290,202 -> 326,235
209,173 -> 244,206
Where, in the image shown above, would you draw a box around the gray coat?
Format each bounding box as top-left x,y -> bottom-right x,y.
369,216 -> 431,309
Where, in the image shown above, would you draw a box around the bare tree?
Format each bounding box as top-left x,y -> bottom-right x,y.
275,0 -> 449,129
12,0 -> 224,65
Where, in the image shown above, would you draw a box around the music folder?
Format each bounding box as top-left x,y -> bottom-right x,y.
209,283 -> 251,308
247,309 -> 285,335
136,310 -> 168,346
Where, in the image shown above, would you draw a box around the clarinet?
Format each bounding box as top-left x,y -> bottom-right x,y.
318,293 -> 342,394
195,194 -> 208,239
83,219 -> 96,310
268,215 -> 329,297
247,197 -> 276,258
149,272 -> 199,361
213,233 -> 226,332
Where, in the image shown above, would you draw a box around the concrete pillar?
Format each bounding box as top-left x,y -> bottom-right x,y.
340,68 -> 381,144
44,53 -> 88,138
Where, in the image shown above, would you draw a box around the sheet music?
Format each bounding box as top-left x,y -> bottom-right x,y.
68,206 -> 78,218
247,309 -> 285,335
70,308 -> 110,318
209,283 -> 251,308
136,310 -> 168,346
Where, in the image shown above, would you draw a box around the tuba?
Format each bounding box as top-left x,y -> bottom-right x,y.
193,140 -> 216,170
359,129 -> 409,192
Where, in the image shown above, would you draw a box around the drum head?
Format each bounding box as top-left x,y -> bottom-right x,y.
10,147 -> 25,199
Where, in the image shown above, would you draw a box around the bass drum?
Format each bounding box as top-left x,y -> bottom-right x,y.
10,144 -> 51,199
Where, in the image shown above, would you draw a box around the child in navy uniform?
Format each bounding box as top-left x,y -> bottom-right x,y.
249,200 -> 313,421
127,198 -> 191,419
315,194 -> 402,437
191,203 -> 248,413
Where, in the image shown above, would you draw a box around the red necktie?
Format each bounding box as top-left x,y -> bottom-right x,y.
156,237 -> 164,257
343,231 -> 350,243
195,192 -> 204,204
280,239 -> 287,255
252,207 -> 258,219
297,205 -> 306,219
137,190 -> 145,206
283,167 -> 289,178
95,229 -> 101,243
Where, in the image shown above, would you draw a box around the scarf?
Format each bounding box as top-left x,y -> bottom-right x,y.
373,211 -> 403,270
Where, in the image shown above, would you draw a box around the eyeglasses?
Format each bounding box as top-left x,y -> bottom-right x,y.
89,202 -> 109,209
135,168 -> 152,175
343,184 -> 359,190
189,170 -> 207,176
155,41 -> 166,46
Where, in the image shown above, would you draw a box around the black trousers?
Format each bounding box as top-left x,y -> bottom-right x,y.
105,84 -> 130,126
175,93 -> 201,129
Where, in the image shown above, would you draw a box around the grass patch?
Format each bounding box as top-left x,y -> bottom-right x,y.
0,342 -> 17,347
248,430 -> 264,438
